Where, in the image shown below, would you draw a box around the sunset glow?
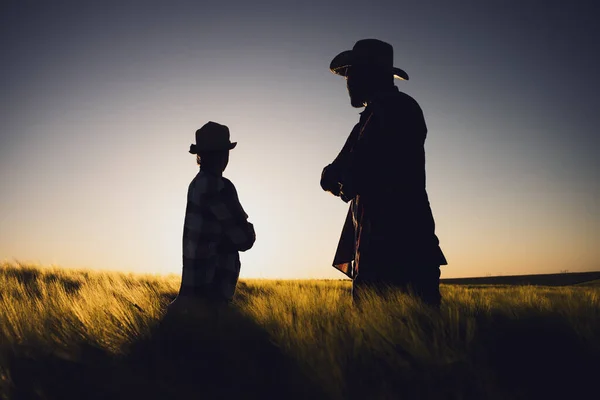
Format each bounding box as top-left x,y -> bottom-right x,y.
1,0 -> 598,279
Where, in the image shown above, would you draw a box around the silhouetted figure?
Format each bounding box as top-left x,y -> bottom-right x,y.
321,39 -> 447,307
169,122 -> 255,316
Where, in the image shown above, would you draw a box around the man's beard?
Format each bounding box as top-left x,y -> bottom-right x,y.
347,85 -> 367,108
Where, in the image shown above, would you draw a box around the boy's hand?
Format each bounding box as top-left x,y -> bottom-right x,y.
218,221 -> 255,253
247,222 -> 256,244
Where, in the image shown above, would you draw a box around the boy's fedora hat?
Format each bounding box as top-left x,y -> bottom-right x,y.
189,121 -> 237,154
330,38 -> 409,81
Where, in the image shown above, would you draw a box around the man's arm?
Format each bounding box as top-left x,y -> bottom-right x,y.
320,122 -> 362,197
340,98 -> 427,199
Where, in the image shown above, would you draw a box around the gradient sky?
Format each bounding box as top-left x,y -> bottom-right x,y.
1,0 -> 598,279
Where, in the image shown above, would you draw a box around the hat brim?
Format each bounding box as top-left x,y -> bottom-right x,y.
329,50 -> 409,81
189,142 -> 237,154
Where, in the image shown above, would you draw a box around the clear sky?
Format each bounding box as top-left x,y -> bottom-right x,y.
1,0 -> 598,279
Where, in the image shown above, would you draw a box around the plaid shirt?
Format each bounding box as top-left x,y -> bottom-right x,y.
179,170 -> 255,300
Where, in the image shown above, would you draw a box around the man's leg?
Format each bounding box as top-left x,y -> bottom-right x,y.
408,265 -> 442,308
352,274 -> 381,306
353,276 -> 399,306
351,275 -> 365,305
368,264 -> 441,308
353,264 -> 442,308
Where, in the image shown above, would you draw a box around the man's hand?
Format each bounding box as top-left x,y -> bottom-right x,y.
320,163 -> 342,196
339,179 -> 357,203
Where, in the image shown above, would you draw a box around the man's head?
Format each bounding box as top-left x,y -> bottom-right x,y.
345,64 -> 394,108
330,39 -> 409,108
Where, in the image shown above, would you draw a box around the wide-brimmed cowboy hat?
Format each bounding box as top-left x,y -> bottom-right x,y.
189,121 -> 237,154
329,38 -> 409,81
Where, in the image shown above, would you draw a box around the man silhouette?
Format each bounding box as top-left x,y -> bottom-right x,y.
321,39 -> 447,307
169,122 -> 256,317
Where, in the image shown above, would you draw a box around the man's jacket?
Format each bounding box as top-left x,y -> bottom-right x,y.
321,86 -> 447,279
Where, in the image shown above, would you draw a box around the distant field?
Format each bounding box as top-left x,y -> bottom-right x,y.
1,262 -> 599,400
441,271 -> 600,286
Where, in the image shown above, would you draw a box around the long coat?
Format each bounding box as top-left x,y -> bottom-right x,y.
321,86 -> 447,280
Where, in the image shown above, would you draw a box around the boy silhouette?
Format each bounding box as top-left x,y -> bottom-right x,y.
169,122 -> 255,316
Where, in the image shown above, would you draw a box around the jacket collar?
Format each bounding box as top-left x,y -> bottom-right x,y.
359,85 -> 399,116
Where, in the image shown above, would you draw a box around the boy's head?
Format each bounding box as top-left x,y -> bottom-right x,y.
196,150 -> 229,172
189,121 -> 236,173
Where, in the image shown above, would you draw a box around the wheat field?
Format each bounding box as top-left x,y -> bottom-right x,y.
1,261 -> 599,399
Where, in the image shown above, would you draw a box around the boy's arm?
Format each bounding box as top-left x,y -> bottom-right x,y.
211,179 -> 256,253
182,177 -> 222,263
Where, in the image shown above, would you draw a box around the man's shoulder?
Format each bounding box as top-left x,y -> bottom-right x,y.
368,88 -> 422,116
392,90 -> 422,111
367,89 -> 427,137
384,90 -> 426,126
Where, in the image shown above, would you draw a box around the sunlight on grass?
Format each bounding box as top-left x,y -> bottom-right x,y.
0,262 -> 179,355
1,262 -> 599,399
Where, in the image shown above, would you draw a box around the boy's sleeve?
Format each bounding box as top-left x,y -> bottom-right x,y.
211,179 -> 256,253
182,176 -> 223,264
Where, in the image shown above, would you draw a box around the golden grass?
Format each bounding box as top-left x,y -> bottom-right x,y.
0,262 -> 178,354
1,261 -> 599,400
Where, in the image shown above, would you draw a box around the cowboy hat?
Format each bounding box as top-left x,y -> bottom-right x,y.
329,38 -> 409,81
189,121 -> 237,154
